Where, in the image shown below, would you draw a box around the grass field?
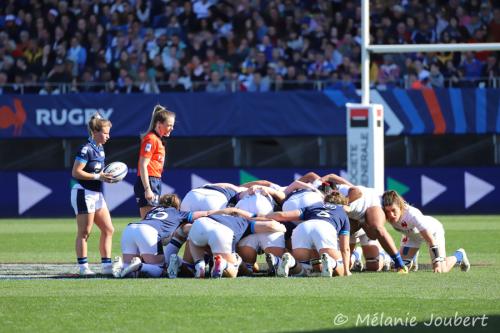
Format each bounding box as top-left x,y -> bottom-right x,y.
0,216 -> 499,332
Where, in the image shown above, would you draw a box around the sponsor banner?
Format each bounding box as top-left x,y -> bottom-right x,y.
0,93 -> 347,138
1,89 -> 500,138
0,167 -> 499,217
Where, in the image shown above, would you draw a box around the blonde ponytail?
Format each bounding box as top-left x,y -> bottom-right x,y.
141,104 -> 176,139
87,113 -> 112,138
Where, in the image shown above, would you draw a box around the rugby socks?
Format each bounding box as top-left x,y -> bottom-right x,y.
269,255 -> 281,268
390,252 -> 405,269
194,260 -> 206,278
77,257 -> 89,270
164,237 -> 184,265
140,264 -> 163,277
454,250 -> 463,264
287,254 -> 297,269
101,257 -> 112,271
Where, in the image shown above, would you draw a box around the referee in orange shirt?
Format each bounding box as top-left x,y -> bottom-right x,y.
134,104 -> 176,218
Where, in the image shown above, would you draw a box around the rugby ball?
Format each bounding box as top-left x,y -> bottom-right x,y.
103,162 -> 128,182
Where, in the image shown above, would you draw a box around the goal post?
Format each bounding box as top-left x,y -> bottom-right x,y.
349,0 -> 500,191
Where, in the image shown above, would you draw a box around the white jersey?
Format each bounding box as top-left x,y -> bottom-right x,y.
268,183 -> 287,192
390,205 -> 442,236
235,192 -> 275,215
338,184 -> 381,223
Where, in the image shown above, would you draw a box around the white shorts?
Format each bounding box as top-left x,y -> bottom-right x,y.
282,191 -> 323,211
180,188 -> 229,211
400,223 -> 446,257
350,228 -> 379,246
291,219 -> 338,250
238,232 -> 285,252
347,187 -> 381,223
188,217 -> 234,254
235,192 -> 274,215
121,223 -> 161,255
71,185 -> 107,215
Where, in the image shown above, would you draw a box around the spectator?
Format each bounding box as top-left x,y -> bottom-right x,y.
67,35 -> 87,75
482,54 -> 499,87
488,8 -> 500,43
283,65 -> 299,91
307,51 -> 334,80
120,74 -> 141,93
411,19 -> 437,44
136,69 -> 159,94
326,71 -> 356,91
377,55 -> 400,88
79,70 -> 98,93
429,63 -> 445,88
409,72 -> 430,90
0,0 -> 498,93
465,12 -> 482,37
247,72 -> 270,92
193,0 -> 213,20
205,71 -> 226,92
443,60 -> 462,87
47,58 -> 72,87
0,71 -> 13,94
160,71 -> 186,93
461,52 -> 483,83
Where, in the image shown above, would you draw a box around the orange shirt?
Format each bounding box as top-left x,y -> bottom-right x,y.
137,131 -> 165,178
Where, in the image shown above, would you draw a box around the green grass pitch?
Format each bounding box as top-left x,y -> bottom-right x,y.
0,216 -> 499,332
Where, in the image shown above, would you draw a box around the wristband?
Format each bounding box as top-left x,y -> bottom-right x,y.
93,173 -> 100,180
432,257 -> 444,264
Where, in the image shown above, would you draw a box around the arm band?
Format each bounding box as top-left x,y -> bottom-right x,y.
249,221 -> 256,234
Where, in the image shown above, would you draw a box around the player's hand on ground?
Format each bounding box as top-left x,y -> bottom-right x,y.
397,266 -> 409,274
433,265 -> 443,273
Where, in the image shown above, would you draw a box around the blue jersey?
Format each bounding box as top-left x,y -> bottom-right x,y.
208,214 -> 254,250
74,137 -> 105,192
299,203 -> 350,236
202,185 -> 239,205
141,206 -> 193,239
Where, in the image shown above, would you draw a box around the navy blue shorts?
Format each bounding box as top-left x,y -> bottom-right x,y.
134,176 -> 162,208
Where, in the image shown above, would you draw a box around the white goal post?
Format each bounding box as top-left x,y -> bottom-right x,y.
348,0 -> 500,193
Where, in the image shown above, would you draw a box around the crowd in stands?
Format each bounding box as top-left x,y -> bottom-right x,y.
0,0 -> 499,95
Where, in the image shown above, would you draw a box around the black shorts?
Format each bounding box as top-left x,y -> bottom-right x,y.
134,176 -> 162,208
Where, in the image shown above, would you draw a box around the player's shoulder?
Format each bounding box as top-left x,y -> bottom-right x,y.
76,141 -> 93,155
142,132 -> 161,143
406,205 -> 423,217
